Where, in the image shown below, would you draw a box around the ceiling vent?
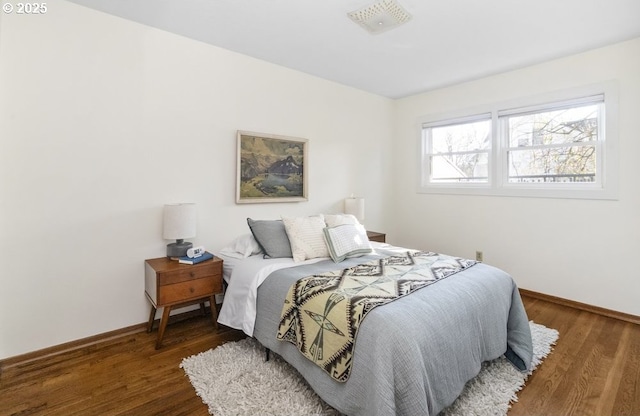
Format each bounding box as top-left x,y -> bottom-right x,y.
348,0 -> 412,35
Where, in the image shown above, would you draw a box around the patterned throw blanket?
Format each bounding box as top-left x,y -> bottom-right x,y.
276,251 -> 477,382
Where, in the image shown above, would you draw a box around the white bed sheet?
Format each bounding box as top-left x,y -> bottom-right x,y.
217,241 -> 391,336
217,254 -> 327,335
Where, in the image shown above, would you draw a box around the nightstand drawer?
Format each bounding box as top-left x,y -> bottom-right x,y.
158,263 -> 220,286
158,277 -> 220,305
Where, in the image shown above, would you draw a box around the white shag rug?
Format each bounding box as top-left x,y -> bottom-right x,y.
181,322 -> 558,416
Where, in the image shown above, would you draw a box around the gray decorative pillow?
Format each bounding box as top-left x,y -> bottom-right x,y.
247,218 -> 293,258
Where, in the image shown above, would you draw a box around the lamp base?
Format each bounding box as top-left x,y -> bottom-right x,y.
167,241 -> 193,258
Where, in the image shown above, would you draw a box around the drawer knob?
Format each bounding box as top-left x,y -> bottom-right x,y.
190,272 -> 195,277
190,287 -> 195,293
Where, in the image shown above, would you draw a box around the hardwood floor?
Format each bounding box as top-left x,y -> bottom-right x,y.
1,297 -> 638,415
511,295 -> 640,416
0,310 -> 246,416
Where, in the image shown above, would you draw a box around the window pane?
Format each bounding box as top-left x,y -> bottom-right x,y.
431,153 -> 489,183
431,119 -> 491,153
508,104 -> 599,148
507,146 -> 596,183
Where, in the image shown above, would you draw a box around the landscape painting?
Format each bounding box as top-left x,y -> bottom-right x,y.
236,131 -> 308,203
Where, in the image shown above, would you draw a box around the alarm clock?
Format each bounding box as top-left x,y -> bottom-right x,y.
187,246 -> 205,258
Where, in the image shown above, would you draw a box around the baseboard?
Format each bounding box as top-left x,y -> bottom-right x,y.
520,288 -> 640,325
0,308 -> 209,370
0,323 -> 147,371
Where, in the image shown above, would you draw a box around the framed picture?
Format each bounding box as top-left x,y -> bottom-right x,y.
236,131 -> 308,204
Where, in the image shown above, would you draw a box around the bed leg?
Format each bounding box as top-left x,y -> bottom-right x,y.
265,348 -> 271,362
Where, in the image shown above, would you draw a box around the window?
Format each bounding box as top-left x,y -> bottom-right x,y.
419,84 -> 618,200
423,114 -> 491,184
500,95 -> 602,187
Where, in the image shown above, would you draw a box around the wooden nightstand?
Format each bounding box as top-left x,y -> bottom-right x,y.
144,256 -> 223,349
366,231 -> 386,243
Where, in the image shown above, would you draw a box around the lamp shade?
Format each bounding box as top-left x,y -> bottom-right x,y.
344,197 -> 365,222
163,203 -> 196,240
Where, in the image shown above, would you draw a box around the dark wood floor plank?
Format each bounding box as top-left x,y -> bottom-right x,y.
0,311 -> 243,416
510,296 -> 640,416
554,314 -> 611,416
510,308 -> 597,414
612,324 -> 640,416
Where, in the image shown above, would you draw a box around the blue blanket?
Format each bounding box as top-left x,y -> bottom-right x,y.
253,247 -> 533,416
276,251 -> 478,382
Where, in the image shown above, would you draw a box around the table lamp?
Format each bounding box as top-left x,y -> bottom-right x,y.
163,203 -> 196,257
344,195 -> 365,223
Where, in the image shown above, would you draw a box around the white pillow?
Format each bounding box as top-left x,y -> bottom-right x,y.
218,234 -> 263,259
282,215 -> 329,262
323,224 -> 372,263
324,213 -> 360,228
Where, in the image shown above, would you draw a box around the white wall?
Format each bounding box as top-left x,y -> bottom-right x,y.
392,38 -> 640,317
0,2 -> 393,358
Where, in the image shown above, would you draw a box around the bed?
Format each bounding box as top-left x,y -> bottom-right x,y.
217,216 -> 533,416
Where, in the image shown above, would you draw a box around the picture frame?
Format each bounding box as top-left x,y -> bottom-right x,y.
236,131 -> 308,204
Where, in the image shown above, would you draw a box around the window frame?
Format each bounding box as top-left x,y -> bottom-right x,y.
417,82 -> 619,200
421,112 -> 493,189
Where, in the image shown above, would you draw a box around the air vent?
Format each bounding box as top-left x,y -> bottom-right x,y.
348,0 -> 412,34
